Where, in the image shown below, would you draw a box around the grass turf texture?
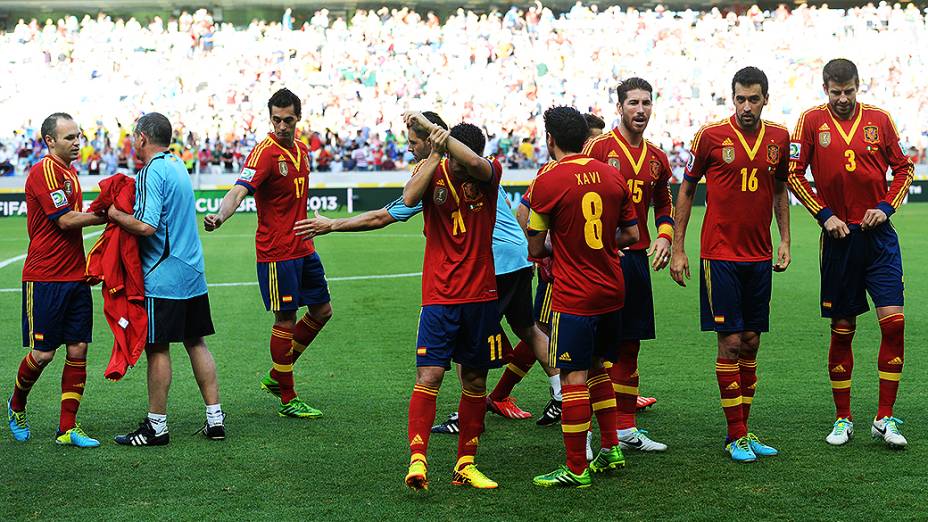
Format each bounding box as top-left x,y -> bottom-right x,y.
1,205 -> 926,520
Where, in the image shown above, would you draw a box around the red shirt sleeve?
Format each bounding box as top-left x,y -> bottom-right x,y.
236,146 -> 272,194
787,111 -> 829,221
684,130 -> 709,183
878,112 -> 914,216
28,161 -> 71,220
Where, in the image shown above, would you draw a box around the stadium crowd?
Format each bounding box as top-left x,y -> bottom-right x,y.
1,2 -> 926,177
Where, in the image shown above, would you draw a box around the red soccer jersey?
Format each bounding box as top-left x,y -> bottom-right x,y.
787,103 -> 914,224
685,116 -> 790,262
22,155 -> 86,282
583,129 -> 674,250
420,157 -> 502,305
236,133 -> 314,262
527,154 -> 637,316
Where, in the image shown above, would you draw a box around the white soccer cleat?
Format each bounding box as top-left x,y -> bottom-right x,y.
618,427 -> 668,452
871,417 -> 907,449
826,418 -> 854,446
585,430 -> 594,461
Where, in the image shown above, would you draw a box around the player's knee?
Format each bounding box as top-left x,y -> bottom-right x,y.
716,333 -> 741,359
309,303 -> 333,323
740,333 -> 760,356
415,367 -> 444,389
66,342 -> 88,359
32,349 -> 55,365
274,311 -> 297,328
831,317 -> 856,330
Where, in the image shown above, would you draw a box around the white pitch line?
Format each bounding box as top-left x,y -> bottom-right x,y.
0,271 -> 422,293
0,230 -> 103,270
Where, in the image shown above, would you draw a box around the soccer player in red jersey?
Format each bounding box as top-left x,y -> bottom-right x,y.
8,113 -> 106,447
205,89 -> 331,418
527,106 -> 639,488
670,67 -> 791,463
400,112 -> 504,490
582,78 -> 674,453
787,59 -> 913,449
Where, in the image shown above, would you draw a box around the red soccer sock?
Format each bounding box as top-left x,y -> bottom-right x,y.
11,352 -> 46,412
456,389 -> 488,470
587,367 -> 619,449
488,341 -> 535,402
716,357 -> 746,441
739,356 -> 758,428
829,325 -> 855,420
270,326 -> 296,403
608,340 -> 640,430
408,384 -> 439,463
59,356 -> 87,432
561,384 -> 592,475
291,313 -> 325,364
876,314 -> 905,419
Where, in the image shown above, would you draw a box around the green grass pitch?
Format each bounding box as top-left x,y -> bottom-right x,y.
0,204 -> 926,520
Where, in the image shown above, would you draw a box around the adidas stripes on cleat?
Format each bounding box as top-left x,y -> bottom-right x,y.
431,412 -> 459,435
278,397 -> 323,418
260,372 -> 281,398
486,396 -> 532,419
636,396 -> 657,411
533,465 -> 592,488
115,419 -> 170,447
536,399 -> 561,426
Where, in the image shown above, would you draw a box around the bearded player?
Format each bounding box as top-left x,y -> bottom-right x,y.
787,59 -> 913,449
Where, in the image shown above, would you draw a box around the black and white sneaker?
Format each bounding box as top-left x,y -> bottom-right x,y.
114,419 -> 170,446
431,412 -> 459,435
195,413 -> 226,440
536,399 -> 562,426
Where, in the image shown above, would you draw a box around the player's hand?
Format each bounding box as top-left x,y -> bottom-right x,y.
294,211 -> 333,239
429,128 -> 449,154
861,208 -> 888,230
773,241 -> 791,272
106,205 -> 120,220
536,256 -> 554,283
648,237 -> 672,271
823,216 -> 850,239
669,251 -> 690,287
203,214 -> 223,232
403,111 -> 431,133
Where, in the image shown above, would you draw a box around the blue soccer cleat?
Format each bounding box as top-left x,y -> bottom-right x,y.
746,432 -> 778,457
725,436 -> 757,463
7,397 -> 30,442
56,424 -> 101,448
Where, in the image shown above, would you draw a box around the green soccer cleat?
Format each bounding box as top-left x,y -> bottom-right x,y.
533,465 -> 592,488
55,424 -> 100,448
589,445 -> 626,473
277,397 -> 323,418
260,372 -> 281,398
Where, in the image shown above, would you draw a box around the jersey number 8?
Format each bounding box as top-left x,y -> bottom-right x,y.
582,191 -> 604,250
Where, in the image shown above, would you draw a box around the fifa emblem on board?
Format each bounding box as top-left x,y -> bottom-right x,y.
722,146 -> 735,164
863,125 -> 879,144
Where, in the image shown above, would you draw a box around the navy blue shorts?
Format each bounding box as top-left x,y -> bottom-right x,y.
820,223 -> 904,318
700,259 -> 771,333
533,277 -> 553,327
257,253 -> 331,312
22,281 -> 92,351
619,250 -> 655,341
416,301 -> 505,370
548,309 -> 622,371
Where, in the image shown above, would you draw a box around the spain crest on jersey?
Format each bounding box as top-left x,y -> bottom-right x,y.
722,146 -> 735,164
649,159 -> 661,179
863,125 -> 879,144
766,144 -> 780,165
819,131 -> 831,148
278,155 -> 289,176
462,181 -> 485,212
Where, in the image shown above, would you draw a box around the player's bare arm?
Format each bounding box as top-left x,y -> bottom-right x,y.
526,228 -> 550,259
294,209 -> 397,238
107,205 -> 156,236
404,111 -> 492,182
204,184 -> 248,231
669,179 -> 696,286
773,180 -> 791,272
402,130 -> 445,207
616,223 -> 640,250
56,210 -> 106,230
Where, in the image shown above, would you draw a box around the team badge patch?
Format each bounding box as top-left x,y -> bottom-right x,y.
240,167 -> 256,182
722,146 -> 735,164
766,144 -> 780,165
278,158 -> 289,176
462,182 -> 485,211
863,125 -> 879,144
607,158 -> 620,171
50,189 -> 68,208
63,179 -> 73,197
819,131 -> 831,147
434,186 -> 448,205
789,142 -> 801,160
649,159 -> 661,179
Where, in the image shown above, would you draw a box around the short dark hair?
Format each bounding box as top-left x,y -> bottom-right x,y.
412,111 -> 449,139
268,88 -> 301,117
449,123 -> 485,156
823,58 -> 859,85
135,113 -> 172,147
583,113 -> 606,131
544,106 -> 588,154
40,112 -> 73,142
616,77 -> 653,104
732,66 -> 769,97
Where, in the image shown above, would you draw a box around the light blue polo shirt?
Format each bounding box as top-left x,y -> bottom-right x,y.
386,185 -> 531,276
134,151 -> 208,299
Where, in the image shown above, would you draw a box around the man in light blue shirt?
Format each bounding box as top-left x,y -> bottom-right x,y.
295,112 -> 562,428
107,112 -> 224,446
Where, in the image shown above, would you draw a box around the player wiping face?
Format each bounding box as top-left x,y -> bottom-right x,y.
733,83 -> 768,131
